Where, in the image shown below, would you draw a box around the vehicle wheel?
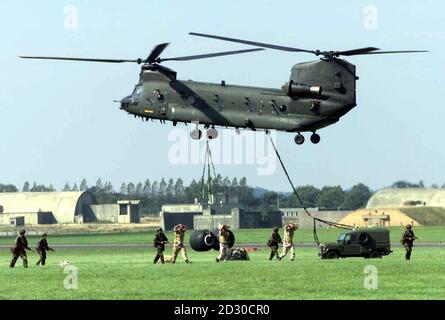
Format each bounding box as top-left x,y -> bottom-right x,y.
369,251 -> 382,259
294,134 -> 305,145
326,251 -> 339,259
358,233 -> 370,245
310,133 -> 321,144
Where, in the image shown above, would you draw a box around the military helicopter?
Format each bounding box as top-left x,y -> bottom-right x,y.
21,34 -> 426,145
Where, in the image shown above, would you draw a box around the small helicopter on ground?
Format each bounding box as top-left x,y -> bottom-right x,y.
21,34 -> 426,145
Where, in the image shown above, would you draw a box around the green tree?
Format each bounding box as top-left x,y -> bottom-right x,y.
136,182 -> 143,195
341,183 -> 372,210
159,179 -> 167,197
96,178 -> 103,191
80,179 -> 88,191
151,181 -> 159,196
316,186 -> 345,209
0,184 -> 18,192
22,181 -> 30,192
63,182 -> 71,192
143,179 -> 151,196
261,191 -> 278,209
127,182 -> 136,195
120,183 -> 127,195
174,178 -> 185,199
72,183 -> 79,191
103,182 -> 114,194
289,185 -> 321,208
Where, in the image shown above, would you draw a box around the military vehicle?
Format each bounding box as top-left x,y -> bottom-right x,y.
20,34 -> 426,145
319,228 -> 392,259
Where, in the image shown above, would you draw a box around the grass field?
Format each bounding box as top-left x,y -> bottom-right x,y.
0,226 -> 444,300
0,246 -> 444,300
0,226 -> 444,246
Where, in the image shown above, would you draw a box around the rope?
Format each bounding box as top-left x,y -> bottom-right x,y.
266,133 -> 355,245
199,142 -> 209,203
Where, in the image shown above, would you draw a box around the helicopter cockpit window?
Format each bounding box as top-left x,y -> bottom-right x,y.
132,85 -> 143,97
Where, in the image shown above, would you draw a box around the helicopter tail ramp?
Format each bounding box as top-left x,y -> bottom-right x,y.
289,59 -> 357,110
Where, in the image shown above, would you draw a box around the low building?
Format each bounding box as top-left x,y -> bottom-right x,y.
0,192 -> 96,225
90,200 -> 141,224
0,192 -> 141,226
280,208 -> 352,228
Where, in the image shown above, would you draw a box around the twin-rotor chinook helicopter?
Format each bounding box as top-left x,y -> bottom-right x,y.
21,33 -> 426,145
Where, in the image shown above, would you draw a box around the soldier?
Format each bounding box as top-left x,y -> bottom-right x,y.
10,229 -> 32,268
401,224 -> 417,260
279,223 -> 298,261
171,224 -> 191,263
267,227 -> 282,260
216,224 -> 230,262
153,228 -> 168,264
36,233 -> 55,266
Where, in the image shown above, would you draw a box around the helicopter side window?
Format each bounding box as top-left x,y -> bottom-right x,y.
154,89 -> 165,103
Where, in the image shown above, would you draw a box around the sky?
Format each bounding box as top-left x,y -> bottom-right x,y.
0,0 -> 444,192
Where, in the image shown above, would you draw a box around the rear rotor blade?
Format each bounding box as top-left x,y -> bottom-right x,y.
146,43 -> 170,64
160,48 -> 264,62
189,32 -> 315,54
20,56 -> 139,63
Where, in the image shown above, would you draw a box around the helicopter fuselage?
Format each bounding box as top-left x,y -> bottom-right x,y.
120,59 -> 357,136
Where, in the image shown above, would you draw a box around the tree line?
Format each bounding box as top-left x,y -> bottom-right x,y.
0,179 -> 441,215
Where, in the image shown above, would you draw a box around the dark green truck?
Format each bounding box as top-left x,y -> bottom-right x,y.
319,228 -> 393,259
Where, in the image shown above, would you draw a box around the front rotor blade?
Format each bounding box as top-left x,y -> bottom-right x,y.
20,56 -> 138,63
337,47 -> 380,56
189,32 -> 315,54
351,50 -> 429,55
146,43 -> 170,64
161,48 -> 265,62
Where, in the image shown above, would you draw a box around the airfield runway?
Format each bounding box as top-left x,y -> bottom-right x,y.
0,243 -> 444,250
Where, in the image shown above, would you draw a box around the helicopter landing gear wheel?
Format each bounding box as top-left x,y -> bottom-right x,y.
190,129 -> 203,140
310,133 -> 321,144
206,128 -> 219,140
294,133 -> 305,145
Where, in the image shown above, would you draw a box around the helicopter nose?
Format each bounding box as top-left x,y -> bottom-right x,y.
120,98 -> 131,110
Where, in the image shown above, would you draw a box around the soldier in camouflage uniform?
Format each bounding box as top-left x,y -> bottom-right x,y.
153,228 -> 168,264
401,224 -> 417,260
36,233 -> 55,266
279,223 -> 298,261
10,229 -> 32,268
171,224 -> 191,263
216,224 -> 230,262
267,227 -> 282,260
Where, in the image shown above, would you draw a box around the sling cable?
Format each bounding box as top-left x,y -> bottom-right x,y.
199,140 -> 218,205
266,132 -> 355,245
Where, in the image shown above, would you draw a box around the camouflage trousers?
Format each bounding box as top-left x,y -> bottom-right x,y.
217,243 -> 230,261
279,244 -> 295,260
154,247 -> 165,264
269,246 -> 279,260
403,243 -> 413,260
171,243 -> 189,263
10,250 -> 28,268
36,249 -> 47,266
